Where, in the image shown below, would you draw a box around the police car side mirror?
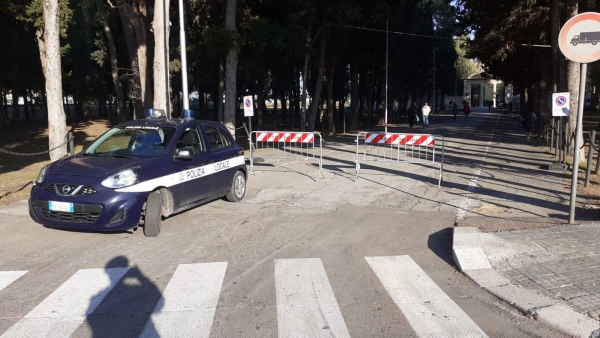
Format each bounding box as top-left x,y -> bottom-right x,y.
174,148 -> 194,160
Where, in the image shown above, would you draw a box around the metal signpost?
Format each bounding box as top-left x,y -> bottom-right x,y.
558,12 -> 600,224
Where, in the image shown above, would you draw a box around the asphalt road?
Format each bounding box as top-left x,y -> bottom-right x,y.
0,110 -> 568,337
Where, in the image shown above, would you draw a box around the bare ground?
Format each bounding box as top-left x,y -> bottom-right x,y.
0,119 -> 112,207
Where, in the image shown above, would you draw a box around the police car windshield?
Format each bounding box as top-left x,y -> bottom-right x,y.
84,126 -> 176,158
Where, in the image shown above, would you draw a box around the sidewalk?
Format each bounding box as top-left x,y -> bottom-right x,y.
451,110 -> 600,337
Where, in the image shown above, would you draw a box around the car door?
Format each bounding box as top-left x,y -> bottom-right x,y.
202,124 -> 238,195
171,125 -> 214,207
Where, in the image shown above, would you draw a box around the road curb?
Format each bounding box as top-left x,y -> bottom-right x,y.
452,227 -> 600,338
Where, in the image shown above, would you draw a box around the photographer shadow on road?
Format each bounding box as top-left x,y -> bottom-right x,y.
85,256 -> 163,338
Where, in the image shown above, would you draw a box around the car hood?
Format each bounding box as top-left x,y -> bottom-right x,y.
48,155 -> 157,178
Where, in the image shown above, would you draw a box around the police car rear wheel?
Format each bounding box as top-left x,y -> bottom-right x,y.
143,191 -> 161,237
226,171 -> 246,202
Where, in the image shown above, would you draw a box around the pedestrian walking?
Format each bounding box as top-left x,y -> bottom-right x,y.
421,103 -> 431,127
453,103 -> 458,120
407,104 -> 417,128
524,111 -> 537,142
463,102 -> 471,119
508,102 -> 513,112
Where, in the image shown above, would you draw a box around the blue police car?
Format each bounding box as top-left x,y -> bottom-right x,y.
29,110 -> 247,237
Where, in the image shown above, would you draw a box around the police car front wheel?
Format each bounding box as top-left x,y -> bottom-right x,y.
143,191 -> 162,237
226,171 -> 246,202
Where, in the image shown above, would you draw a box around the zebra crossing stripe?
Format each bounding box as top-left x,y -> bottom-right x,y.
274,258 -> 350,338
139,262 -> 228,338
365,256 -> 488,338
0,268 -> 129,338
0,271 -> 27,293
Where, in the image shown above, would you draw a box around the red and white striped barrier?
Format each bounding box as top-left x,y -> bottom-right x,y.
250,131 -> 324,181
256,132 -> 315,143
365,133 -> 435,147
356,132 -> 445,187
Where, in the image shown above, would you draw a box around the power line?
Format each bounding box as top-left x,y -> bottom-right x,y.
322,23 -> 551,48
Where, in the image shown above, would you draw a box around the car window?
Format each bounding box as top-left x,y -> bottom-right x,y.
85,127 -> 175,158
176,127 -> 204,154
204,125 -> 231,150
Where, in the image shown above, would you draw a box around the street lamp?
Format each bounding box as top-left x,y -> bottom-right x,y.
162,0 -> 170,118
385,20 -> 388,133
178,0 -> 189,111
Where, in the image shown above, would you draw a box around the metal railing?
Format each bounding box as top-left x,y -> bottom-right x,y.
355,132 -> 445,187
249,131 -> 324,181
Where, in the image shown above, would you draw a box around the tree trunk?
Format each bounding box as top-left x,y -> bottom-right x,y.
566,0 -> 584,159
224,0 -> 238,138
115,0 -> 152,115
325,29 -> 337,135
198,85 -> 207,119
153,0 -> 171,114
42,0 -> 68,161
307,29 -> 327,132
119,9 -> 144,118
11,88 -> 19,123
23,89 -> 30,122
550,0 -> 560,93
98,0 -> 127,123
293,71 -> 300,123
281,90 -> 287,124
257,90 -> 265,129
218,58 -> 225,122
350,52 -> 359,130
366,72 -> 375,128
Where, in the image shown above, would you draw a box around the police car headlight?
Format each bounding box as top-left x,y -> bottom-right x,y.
35,164 -> 50,185
101,168 -> 140,189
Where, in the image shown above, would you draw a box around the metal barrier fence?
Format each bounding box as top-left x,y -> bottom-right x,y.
355,132 -> 445,187
249,131 -> 324,181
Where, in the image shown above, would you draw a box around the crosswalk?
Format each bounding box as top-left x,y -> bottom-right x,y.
0,256 -> 488,338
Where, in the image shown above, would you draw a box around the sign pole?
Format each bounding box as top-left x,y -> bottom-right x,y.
559,116 -> 563,163
568,63 -> 588,224
550,92 -> 569,171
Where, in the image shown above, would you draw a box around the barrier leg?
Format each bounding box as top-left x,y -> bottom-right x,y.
249,141 -> 255,175
317,160 -> 325,181
355,162 -> 360,182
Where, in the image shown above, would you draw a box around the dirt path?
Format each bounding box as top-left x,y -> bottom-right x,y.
0,119 -> 112,207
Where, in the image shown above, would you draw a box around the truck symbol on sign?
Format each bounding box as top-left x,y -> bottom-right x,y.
571,31 -> 600,46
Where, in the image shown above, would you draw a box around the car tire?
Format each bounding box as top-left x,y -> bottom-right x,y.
572,42 -> 578,46
226,171 -> 246,202
593,41 -> 598,46
143,191 -> 162,237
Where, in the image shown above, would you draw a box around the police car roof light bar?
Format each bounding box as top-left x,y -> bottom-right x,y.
183,109 -> 194,121
145,109 -> 166,120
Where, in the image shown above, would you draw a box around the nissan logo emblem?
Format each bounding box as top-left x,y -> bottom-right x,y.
62,185 -> 72,194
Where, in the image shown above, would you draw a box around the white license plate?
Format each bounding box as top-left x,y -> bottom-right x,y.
48,201 -> 74,213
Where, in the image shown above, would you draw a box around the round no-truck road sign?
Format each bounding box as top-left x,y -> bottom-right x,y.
559,12 -> 600,63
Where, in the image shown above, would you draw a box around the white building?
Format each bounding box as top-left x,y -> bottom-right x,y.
463,73 -> 513,108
